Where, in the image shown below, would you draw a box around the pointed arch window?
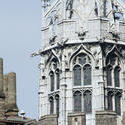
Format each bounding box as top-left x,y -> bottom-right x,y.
106,65 -> 112,86
83,64 -> 91,85
50,71 -> 54,91
84,91 -> 92,113
73,65 -> 81,86
56,69 -> 60,90
115,93 -> 121,115
55,95 -> 59,114
107,92 -> 113,110
74,91 -> 82,112
114,66 -> 120,87
49,97 -> 54,114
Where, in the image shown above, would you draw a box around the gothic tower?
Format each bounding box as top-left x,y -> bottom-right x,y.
34,0 -> 125,125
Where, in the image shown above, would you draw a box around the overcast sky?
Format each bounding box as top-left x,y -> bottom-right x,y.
0,0 -> 41,119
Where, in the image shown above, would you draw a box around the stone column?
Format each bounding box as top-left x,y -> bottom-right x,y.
3,75 -> 8,102
8,72 -> 17,105
6,72 -> 18,116
0,58 -> 4,98
60,84 -> 67,125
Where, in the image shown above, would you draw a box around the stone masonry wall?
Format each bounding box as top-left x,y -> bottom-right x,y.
96,111 -> 117,125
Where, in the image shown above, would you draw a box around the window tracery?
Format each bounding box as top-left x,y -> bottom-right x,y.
73,89 -> 92,113
73,91 -> 82,112
106,53 -> 121,87
83,64 -> 91,85
115,92 -> 121,115
50,71 -> 54,92
106,88 -> 122,115
107,91 -> 113,110
84,90 -> 92,113
56,69 -> 60,90
73,53 -> 92,86
55,95 -> 60,114
114,66 -> 120,87
49,57 -> 60,91
73,65 -> 81,86
49,97 -> 54,114
106,65 -> 112,86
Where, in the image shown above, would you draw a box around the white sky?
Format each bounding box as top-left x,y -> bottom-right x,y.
0,0 -> 41,119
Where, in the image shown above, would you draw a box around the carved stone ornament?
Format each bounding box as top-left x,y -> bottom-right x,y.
109,24 -> 120,41
49,35 -> 57,44
75,27 -> 88,40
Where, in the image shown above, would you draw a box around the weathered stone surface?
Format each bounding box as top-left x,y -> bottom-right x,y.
68,112 -> 86,125
96,111 -> 117,125
38,114 -> 58,125
0,58 -> 3,94
122,112 -> 125,125
8,72 -> 16,105
3,75 -> 8,103
0,58 -> 4,98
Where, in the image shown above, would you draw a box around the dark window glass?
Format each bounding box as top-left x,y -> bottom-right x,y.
106,66 -> 112,86
115,93 -> 121,115
83,65 -> 91,85
50,97 -> 54,114
107,92 -> 113,110
56,70 -> 60,89
50,71 -> 54,91
78,53 -> 86,65
73,65 -> 81,86
114,67 -> 120,87
74,91 -> 82,112
55,95 -> 59,114
84,91 -> 92,113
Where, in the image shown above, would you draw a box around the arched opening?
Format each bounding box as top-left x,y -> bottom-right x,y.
114,66 -> 120,87
107,91 -> 113,110
83,64 -> 91,85
73,91 -> 82,112
56,69 -> 60,90
106,65 -> 112,86
49,97 -> 54,114
83,90 -> 92,113
50,71 -> 54,91
73,65 -> 81,86
115,92 -> 121,115
55,95 -> 60,114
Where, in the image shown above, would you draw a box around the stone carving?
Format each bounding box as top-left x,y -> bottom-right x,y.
73,87 -> 92,94
109,31 -> 120,41
75,28 -> 88,40
105,87 -> 122,95
49,35 -> 57,44
57,38 -> 68,47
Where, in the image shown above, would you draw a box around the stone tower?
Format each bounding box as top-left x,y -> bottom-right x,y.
0,58 -> 18,119
34,0 -> 125,125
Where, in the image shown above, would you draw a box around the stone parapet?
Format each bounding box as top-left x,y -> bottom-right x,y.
38,114 -> 58,125
68,112 -> 86,125
96,111 -> 117,125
